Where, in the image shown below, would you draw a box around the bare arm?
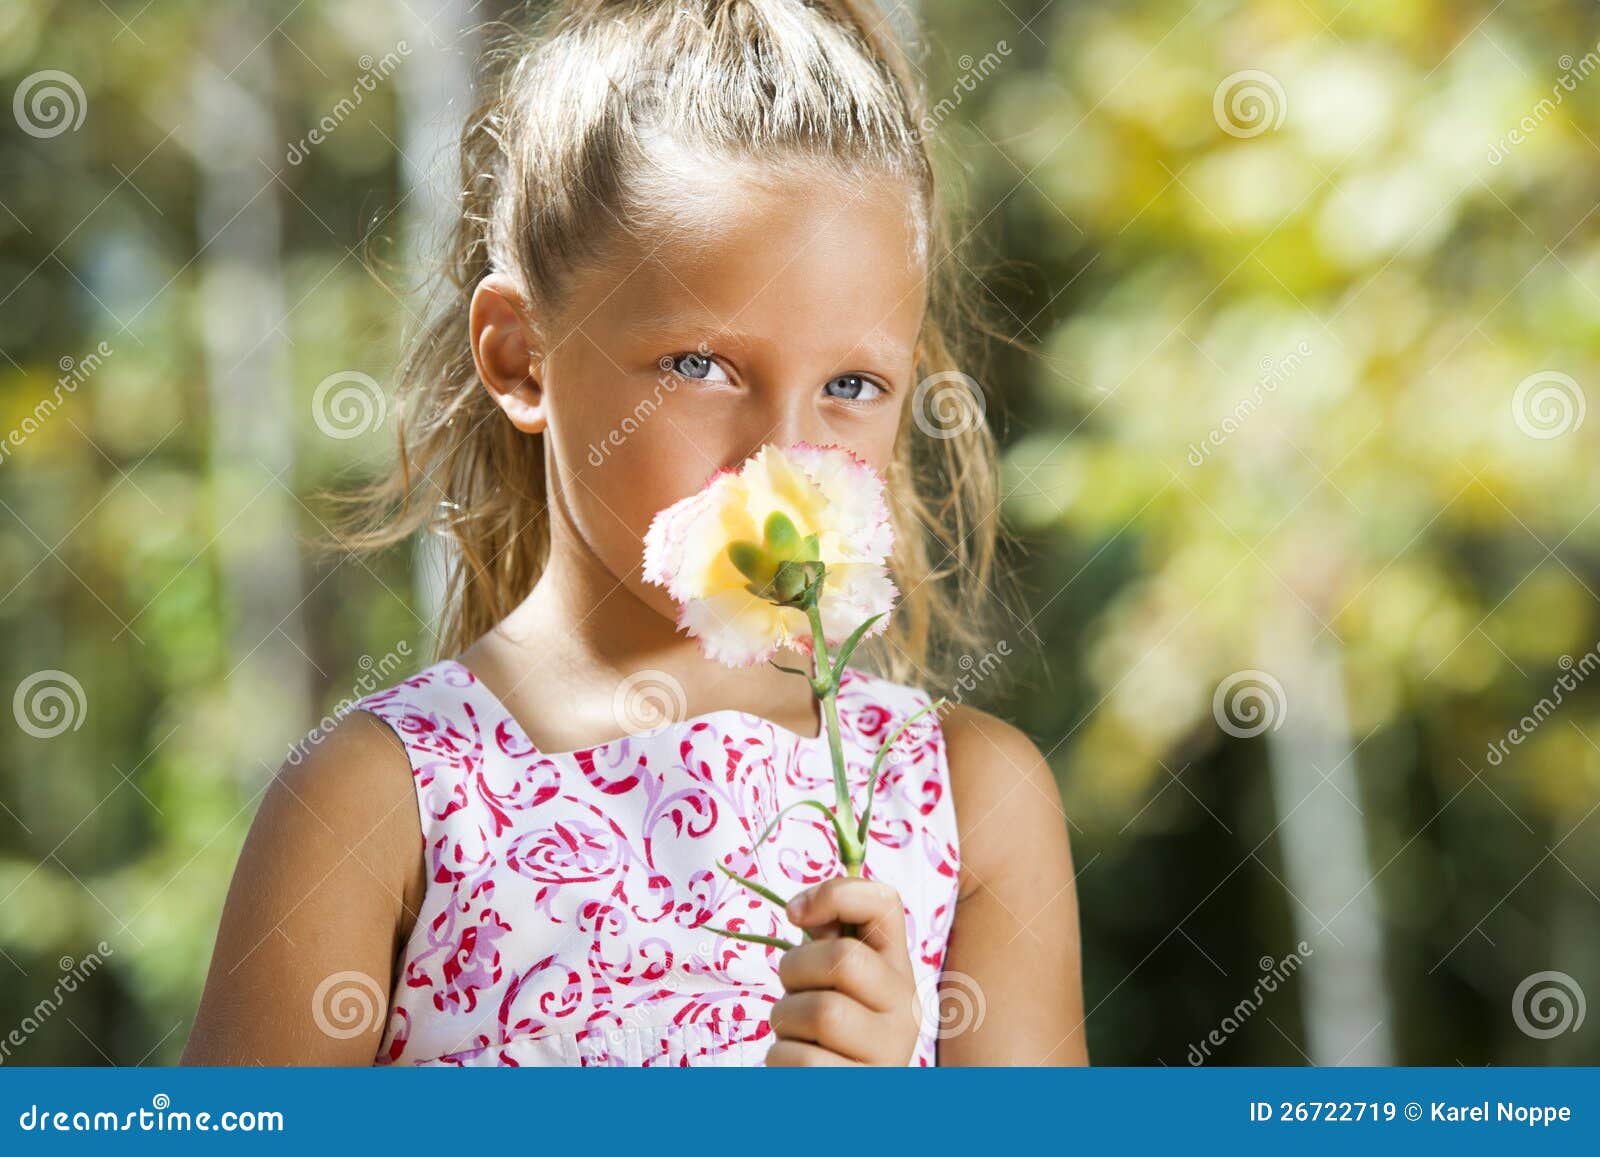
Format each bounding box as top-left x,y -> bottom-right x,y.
181,711 -> 425,1065
936,705 -> 1088,1065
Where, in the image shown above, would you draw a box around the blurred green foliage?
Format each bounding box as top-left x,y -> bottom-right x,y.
2,0 -> 1598,1064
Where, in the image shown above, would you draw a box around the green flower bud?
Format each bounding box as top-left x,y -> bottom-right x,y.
772,560 -> 808,603
727,540 -> 770,584
763,511 -> 802,559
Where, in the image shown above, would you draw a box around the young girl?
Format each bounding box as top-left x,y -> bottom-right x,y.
182,0 -> 1085,1067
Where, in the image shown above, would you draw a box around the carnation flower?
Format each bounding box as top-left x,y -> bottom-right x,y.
643,442 -> 898,667
641,441 -> 941,947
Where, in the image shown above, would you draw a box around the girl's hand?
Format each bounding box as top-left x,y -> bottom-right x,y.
765,877 -> 922,1066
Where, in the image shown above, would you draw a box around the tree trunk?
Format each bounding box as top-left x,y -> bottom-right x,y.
192,11 -> 312,771
1262,593 -> 1395,1064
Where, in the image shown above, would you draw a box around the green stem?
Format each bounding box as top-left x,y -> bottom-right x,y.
805,599 -> 862,873
802,597 -> 865,941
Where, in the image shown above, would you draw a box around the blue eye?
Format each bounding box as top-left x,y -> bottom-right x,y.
665,352 -> 728,382
824,374 -> 882,402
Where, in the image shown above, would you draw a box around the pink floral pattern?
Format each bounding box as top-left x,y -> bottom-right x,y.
352,659 -> 961,1066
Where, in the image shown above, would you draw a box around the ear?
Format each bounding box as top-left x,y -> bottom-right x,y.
469,272 -> 546,435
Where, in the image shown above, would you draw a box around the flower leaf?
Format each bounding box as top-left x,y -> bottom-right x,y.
830,612 -> 886,681
701,925 -> 798,952
856,696 -> 947,845
748,796 -> 838,850
713,859 -> 791,909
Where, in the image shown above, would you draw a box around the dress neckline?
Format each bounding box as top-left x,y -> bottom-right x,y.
440,657 -> 840,758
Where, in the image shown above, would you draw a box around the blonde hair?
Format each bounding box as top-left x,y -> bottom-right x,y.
330,0 -> 1020,695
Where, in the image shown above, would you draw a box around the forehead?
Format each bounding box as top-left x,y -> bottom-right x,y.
568,167 -> 928,352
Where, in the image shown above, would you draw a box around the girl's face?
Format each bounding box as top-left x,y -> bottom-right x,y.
472,171 -> 927,622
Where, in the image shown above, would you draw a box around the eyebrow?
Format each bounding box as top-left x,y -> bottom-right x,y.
834,333 -> 914,368
626,312 -> 744,341
629,317 -> 912,368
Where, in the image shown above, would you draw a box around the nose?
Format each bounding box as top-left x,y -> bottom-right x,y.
743,383 -> 827,461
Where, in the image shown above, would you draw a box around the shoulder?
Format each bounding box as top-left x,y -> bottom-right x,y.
277,707 -> 416,822
941,702 -> 1057,803
182,709 -> 423,1064
939,703 -> 1072,903
250,707 -> 424,920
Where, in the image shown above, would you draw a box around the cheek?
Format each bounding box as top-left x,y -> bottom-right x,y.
839,403 -> 906,478
556,389 -> 723,548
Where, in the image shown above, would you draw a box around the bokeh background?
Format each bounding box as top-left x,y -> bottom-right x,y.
2,0 -> 1598,1065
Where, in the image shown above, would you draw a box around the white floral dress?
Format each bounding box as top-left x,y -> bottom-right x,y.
349,658 -> 961,1066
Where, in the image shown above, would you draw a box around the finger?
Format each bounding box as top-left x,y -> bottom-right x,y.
769,990 -> 878,1062
777,937 -> 899,1012
764,1039 -> 858,1067
785,877 -> 908,957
